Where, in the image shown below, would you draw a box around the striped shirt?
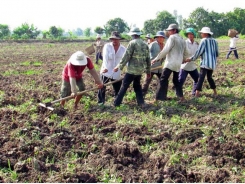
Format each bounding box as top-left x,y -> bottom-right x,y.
191,37 -> 219,70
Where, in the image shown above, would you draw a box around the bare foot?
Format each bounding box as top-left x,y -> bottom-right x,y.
74,104 -> 78,110
149,100 -> 159,105
179,97 -> 185,102
213,89 -> 217,96
195,90 -> 201,97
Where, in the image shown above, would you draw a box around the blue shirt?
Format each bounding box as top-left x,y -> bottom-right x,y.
191,37 -> 219,70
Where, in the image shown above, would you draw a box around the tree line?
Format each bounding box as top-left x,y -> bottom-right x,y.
0,7 -> 244,40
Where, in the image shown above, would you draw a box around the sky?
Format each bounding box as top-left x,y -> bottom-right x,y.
0,0 -> 244,32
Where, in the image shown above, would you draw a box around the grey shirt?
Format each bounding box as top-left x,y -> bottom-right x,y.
149,41 -> 164,73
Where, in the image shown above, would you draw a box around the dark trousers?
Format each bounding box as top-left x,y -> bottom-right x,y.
196,68 -> 216,91
114,73 -> 144,106
226,47 -> 238,59
98,75 -> 122,104
96,52 -> 103,63
156,68 -> 183,100
142,72 -> 161,96
179,69 -> 199,96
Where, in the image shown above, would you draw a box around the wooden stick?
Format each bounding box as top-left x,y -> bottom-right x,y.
220,46 -> 245,53
39,65 -> 163,107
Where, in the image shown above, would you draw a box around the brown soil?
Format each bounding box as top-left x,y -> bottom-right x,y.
0,41 -> 245,182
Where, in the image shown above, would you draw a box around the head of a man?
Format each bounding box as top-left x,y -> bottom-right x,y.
128,27 -> 142,40
96,34 -> 101,40
187,33 -> 195,40
109,31 -> 122,46
145,34 -> 154,44
198,27 -> 213,38
166,24 -> 179,36
154,31 -> 166,44
185,28 -> 196,42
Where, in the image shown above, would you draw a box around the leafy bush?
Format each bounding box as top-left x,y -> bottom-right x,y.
0,24 -> 11,39
12,23 -> 40,39
49,26 -> 63,38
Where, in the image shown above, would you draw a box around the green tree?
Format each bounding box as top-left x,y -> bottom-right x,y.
12,23 -> 40,39
143,11 -> 177,34
94,26 -> 104,34
183,7 -> 210,32
142,19 -> 155,35
75,28 -> 83,36
226,8 -> 245,34
42,30 -> 49,39
0,24 -> 11,39
208,11 -> 227,36
103,24 -> 113,37
84,27 -> 91,37
183,7 -> 245,37
104,17 -> 129,35
67,31 -> 77,38
154,11 -> 177,31
49,26 -> 63,38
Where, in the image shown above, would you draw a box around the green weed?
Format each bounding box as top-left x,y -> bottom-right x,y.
100,169 -> 122,183
0,159 -> 18,182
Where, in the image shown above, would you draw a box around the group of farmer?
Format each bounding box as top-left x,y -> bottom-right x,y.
60,23 -> 221,110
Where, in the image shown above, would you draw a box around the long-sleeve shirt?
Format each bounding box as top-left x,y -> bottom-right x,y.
154,34 -> 188,72
149,41 -> 164,73
190,37 -> 219,70
94,40 -> 105,53
118,38 -> 151,75
100,42 -> 126,80
229,35 -> 239,48
181,39 -> 199,71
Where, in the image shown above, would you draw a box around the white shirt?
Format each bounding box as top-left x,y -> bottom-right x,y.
181,39 -> 199,71
229,35 -> 239,48
154,34 -> 189,72
100,42 -> 126,80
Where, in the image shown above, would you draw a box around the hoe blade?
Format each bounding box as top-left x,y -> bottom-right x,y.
38,103 -> 54,111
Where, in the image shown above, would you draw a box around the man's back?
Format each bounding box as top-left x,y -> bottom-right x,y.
163,34 -> 188,72
119,38 -> 150,75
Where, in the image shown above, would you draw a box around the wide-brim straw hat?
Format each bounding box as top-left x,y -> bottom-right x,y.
198,27 -> 213,35
109,31 -> 123,40
69,51 -> 87,66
